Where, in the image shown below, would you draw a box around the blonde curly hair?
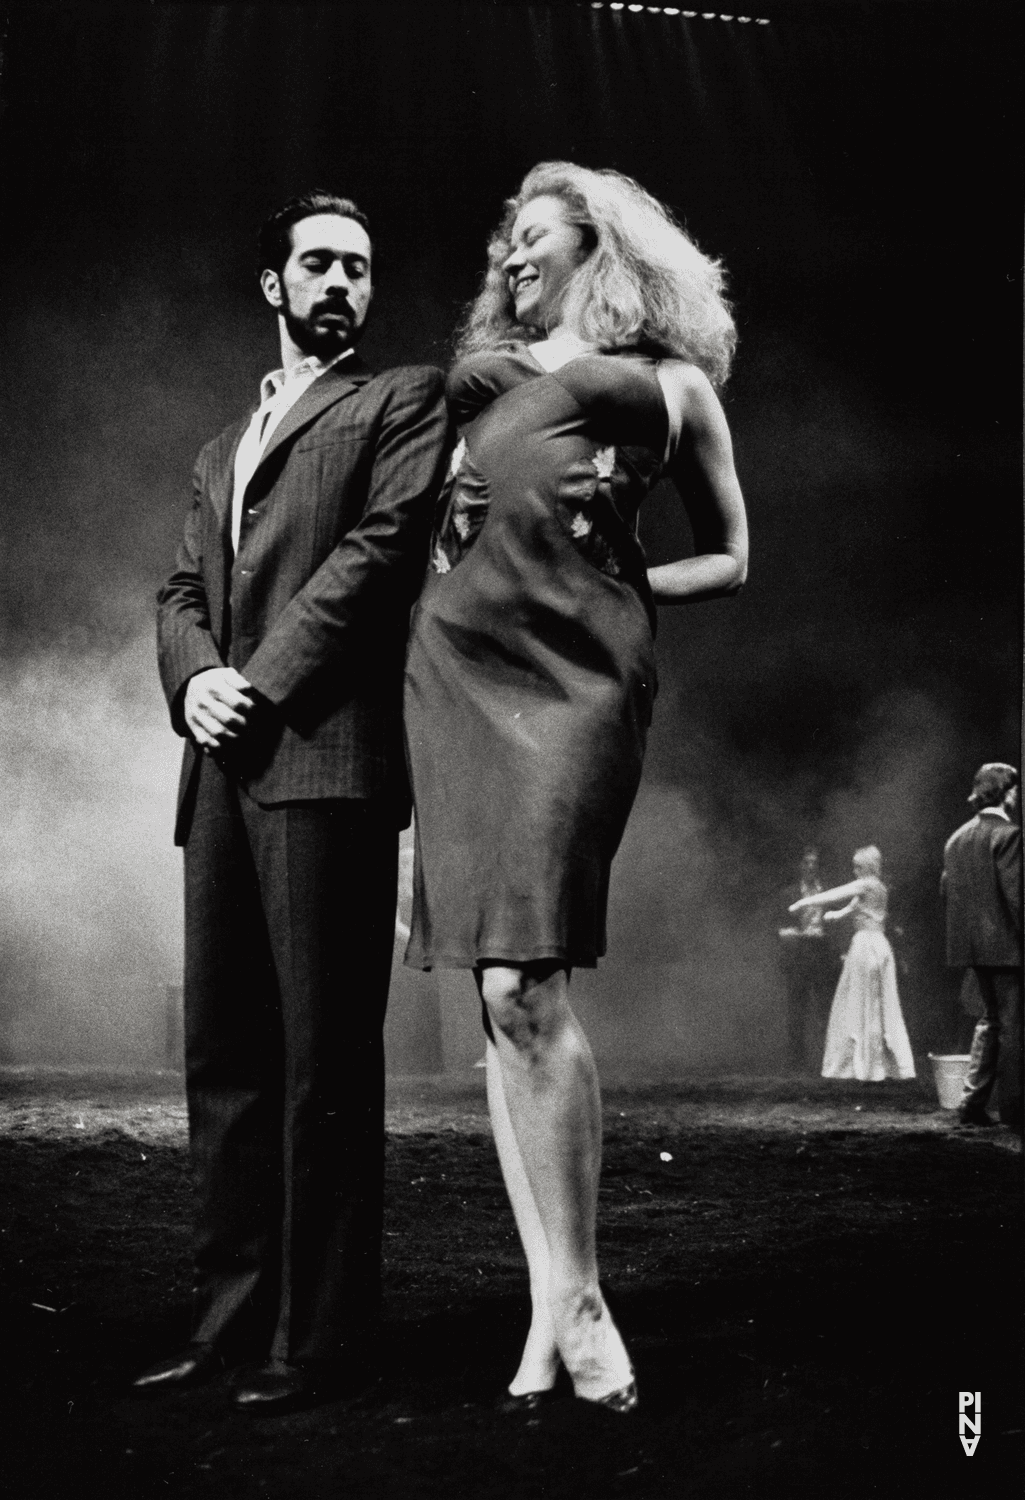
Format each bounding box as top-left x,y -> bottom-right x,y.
853,846 -> 883,878
454,162 -> 736,389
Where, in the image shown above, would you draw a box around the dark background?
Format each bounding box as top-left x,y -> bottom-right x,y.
0,0 -> 1020,1067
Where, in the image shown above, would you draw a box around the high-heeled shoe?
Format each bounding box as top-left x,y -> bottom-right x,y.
496,1385 -> 563,1415
577,1378 -> 638,1415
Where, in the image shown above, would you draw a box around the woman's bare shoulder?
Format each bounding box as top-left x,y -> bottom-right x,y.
656,359 -> 724,432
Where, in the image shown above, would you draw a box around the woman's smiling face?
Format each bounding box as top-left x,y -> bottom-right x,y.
502,195 -> 591,334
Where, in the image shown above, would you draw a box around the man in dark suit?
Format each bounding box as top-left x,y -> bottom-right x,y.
137,192 -> 448,1410
942,762 -> 1023,1134
777,846 -> 837,1072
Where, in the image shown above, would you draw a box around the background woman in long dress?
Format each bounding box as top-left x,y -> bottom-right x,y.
789,845 -> 916,1082
404,163 -> 748,1412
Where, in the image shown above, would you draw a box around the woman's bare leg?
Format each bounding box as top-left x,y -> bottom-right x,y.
481,964 -> 633,1403
485,1042 -> 560,1395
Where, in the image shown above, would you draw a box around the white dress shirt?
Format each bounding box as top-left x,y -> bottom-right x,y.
230,348 -> 354,553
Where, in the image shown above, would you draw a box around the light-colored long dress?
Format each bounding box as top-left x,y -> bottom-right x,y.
821,878 -> 916,1080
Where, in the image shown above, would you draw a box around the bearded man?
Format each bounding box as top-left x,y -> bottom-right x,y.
139,192 -> 448,1410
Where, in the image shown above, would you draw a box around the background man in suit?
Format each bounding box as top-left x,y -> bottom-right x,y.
942,762 -> 1023,1135
777,846 -> 837,1072
139,192 -> 448,1410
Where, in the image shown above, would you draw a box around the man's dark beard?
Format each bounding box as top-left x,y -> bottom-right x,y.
280,287 -> 364,358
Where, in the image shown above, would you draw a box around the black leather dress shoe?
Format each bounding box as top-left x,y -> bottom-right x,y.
132,1342 -> 222,1391
232,1361 -> 335,1414
496,1386 -> 563,1415
956,1105 -> 996,1126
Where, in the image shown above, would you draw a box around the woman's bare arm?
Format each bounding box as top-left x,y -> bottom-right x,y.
790,879 -> 867,913
647,363 -> 749,604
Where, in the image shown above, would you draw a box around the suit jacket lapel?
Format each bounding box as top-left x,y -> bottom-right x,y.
255,354 -> 374,474
200,416 -> 250,646
204,356 -> 375,644
208,356 -> 373,536
208,414 -> 251,540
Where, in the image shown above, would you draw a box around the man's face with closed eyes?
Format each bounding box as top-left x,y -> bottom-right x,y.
261,212 -> 373,358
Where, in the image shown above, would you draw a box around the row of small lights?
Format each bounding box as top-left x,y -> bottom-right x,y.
589,5 -> 771,21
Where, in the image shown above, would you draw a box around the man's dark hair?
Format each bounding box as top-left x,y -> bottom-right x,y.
968,762 -> 1019,811
258,191 -> 371,277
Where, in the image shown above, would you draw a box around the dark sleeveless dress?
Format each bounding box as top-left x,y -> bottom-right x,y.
403,346 -> 670,970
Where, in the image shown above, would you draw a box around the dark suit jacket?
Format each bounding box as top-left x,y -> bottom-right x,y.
942,810 -> 1023,967
157,356 -> 449,844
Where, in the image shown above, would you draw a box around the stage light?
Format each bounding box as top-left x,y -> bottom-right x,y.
584,3 -> 771,21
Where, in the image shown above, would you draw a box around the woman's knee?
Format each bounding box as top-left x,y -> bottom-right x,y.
481,964 -> 568,1049
480,965 -> 529,1012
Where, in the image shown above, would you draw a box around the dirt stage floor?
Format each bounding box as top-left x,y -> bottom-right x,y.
0,1067 -> 1021,1499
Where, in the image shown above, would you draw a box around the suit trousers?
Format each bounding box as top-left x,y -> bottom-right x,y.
183,752 -> 398,1363
779,936 -> 835,1071
960,966 -> 1023,1131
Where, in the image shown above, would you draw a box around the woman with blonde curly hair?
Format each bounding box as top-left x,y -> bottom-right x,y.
790,845 -> 916,1081
404,163 -> 748,1413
